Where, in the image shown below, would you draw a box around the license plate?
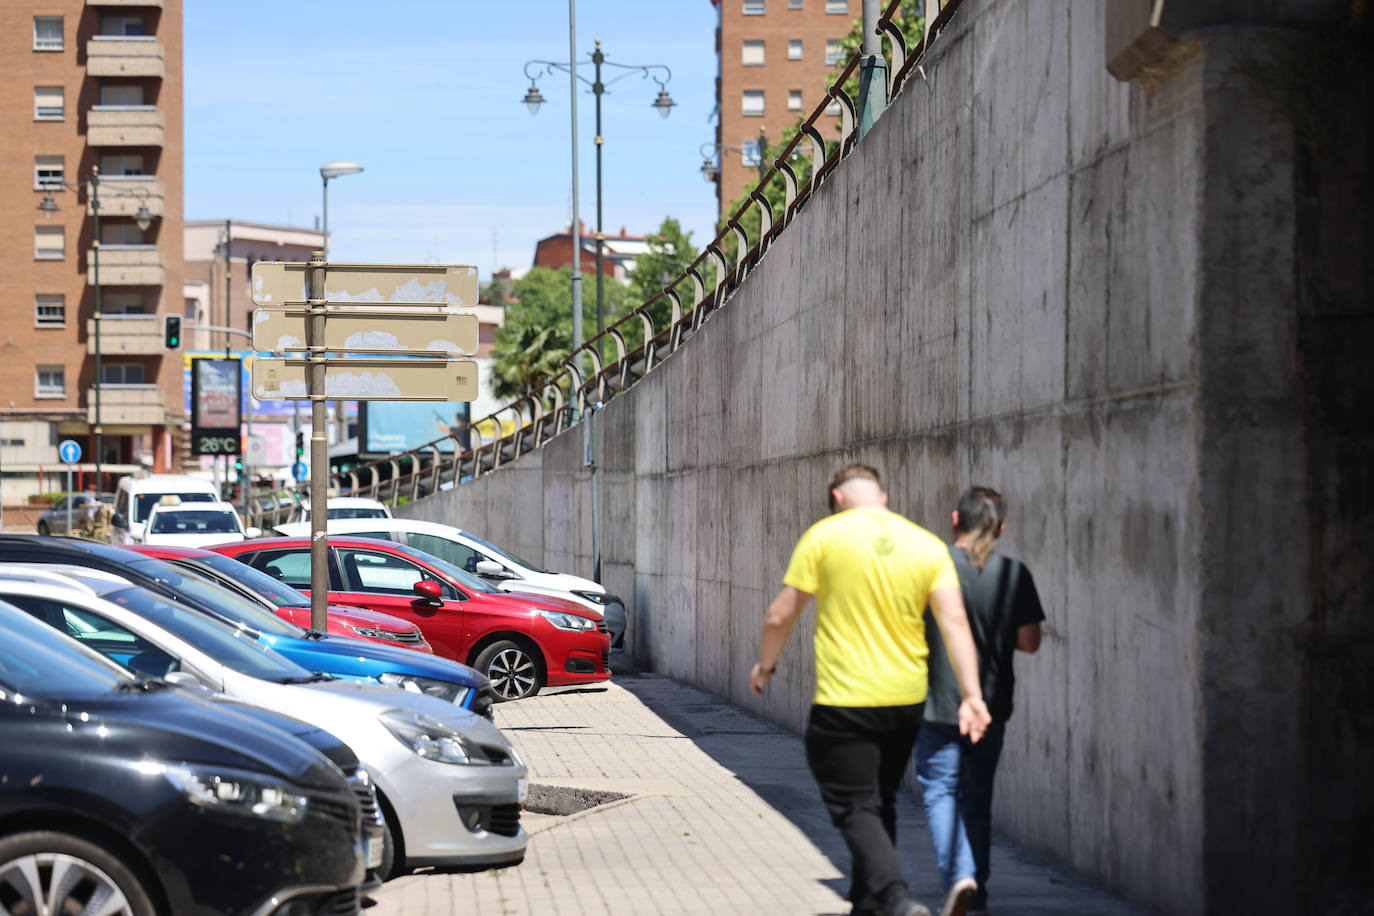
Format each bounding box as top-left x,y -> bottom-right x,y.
517,778 -> 528,804
365,836 -> 383,869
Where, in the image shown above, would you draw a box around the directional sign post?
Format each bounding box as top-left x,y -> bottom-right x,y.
249,257 -> 482,631
58,439 -> 81,533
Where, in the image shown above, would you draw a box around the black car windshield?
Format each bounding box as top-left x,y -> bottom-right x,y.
184,553 -> 310,609
134,491 -> 215,524
392,543 -> 498,593
105,587 -> 313,682
149,509 -> 240,535
124,558 -> 307,638
0,601 -> 134,698
459,530 -> 547,574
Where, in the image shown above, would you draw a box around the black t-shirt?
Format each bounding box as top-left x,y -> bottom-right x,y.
923,547 -> 1044,725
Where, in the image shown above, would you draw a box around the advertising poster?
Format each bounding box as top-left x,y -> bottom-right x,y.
359,401 -> 470,456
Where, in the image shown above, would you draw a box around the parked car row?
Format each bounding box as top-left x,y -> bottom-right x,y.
0,532 -> 544,915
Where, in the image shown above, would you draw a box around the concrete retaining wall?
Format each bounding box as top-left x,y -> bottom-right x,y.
404,2 -> 1372,911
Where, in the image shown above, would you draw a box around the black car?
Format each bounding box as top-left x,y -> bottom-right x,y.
0,599 -> 366,916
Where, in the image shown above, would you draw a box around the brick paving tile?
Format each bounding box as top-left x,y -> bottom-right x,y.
370,674 -> 1145,916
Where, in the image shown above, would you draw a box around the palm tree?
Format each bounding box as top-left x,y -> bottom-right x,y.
489,323 -> 572,405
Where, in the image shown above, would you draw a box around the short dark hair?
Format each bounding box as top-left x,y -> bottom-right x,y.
828,464 -> 882,512
954,486 -> 1004,569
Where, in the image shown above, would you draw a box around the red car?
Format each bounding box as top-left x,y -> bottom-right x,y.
213,536 -> 611,700
125,544 -> 434,653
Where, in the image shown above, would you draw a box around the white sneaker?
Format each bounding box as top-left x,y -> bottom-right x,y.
939,878 -> 978,916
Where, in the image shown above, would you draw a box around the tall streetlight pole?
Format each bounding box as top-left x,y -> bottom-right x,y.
699,125 -> 771,186
38,170 -> 152,493
319,161 -> 363,450
523,37 -> 674,583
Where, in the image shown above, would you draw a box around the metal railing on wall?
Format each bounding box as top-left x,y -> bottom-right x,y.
258,0 -> 964,519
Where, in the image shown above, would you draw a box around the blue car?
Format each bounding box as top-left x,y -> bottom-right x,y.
0,535 -> 493,718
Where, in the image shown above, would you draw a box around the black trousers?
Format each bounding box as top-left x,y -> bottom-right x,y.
805,702 -> 925,914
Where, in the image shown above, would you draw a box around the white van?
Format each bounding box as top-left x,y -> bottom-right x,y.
112,474 -> 220,545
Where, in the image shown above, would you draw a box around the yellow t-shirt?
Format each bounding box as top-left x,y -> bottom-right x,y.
783,506 -> 959,707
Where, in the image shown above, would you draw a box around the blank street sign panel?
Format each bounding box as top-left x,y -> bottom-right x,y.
252,308 -> 479,356
251,358 -> 479,402
251,262 -> 478,308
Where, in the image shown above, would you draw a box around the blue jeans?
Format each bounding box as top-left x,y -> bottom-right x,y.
914,721 -> 1006,909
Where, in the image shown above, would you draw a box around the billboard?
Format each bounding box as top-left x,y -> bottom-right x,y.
359,401 -> 470,456
189,357 -> 241,456
183,350 -> 299,418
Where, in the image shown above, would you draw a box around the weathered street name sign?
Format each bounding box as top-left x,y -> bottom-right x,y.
251,358 -> 480,402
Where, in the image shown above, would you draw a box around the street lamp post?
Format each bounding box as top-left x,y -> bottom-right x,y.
319,161 -> 363,449
700,125 -> 771,187
523,38 -> 674,584
38,169 -> 153,493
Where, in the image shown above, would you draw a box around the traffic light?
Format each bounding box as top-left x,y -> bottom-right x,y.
163,314 -> 182,349
294,431 -> 305,459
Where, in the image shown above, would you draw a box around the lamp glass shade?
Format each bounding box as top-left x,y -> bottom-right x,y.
652,89 -> 675,119
134,204 -> 153,231
700,159 -> 718,183
523,85 -> 545,115
320,160 -> 364,180
37,194 -> 59,214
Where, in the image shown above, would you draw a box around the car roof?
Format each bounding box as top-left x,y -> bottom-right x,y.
120,474 -> 218,490
126,544 -> 219,559
223,535 -> 408,551
149,502 -> 237,513
276,517 -> 462,536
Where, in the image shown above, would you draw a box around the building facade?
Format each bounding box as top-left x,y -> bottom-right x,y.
532,222 -> 651,284
0,0 -> 185,506
710,0 -> 849,216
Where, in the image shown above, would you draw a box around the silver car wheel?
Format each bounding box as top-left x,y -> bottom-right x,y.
488,647 -> 538,699
0,851 -> 135,916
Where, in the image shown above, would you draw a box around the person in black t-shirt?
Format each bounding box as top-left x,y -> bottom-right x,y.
915,487 -> 1044,916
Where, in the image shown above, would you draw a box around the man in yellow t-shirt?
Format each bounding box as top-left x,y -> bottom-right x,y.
751,465 -> 990,916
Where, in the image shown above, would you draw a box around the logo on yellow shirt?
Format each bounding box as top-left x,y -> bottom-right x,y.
874,536 -> 895,556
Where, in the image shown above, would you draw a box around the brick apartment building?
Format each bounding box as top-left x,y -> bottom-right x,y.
532,222 -> 652,283
710,0 -> 850,217
0,0 -> 184,504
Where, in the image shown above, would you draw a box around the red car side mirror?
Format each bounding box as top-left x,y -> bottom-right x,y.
413,580 -> 443,601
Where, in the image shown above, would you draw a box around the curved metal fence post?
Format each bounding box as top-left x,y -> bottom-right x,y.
880,17 -> 908,97
834,86 -> 858,145
386,459 -> 401,508
367,464 -> 381,500
778,158 -> 800,218
730,221 -> 751,284
665,287 -> 685,352
752,189 -> 774,247
466,425 -> 483,481
803,124 -> 827,194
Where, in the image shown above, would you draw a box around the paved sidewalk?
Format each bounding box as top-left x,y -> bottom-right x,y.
373,674 -> 1146,916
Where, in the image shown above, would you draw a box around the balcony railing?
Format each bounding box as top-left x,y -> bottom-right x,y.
87,313 -> 161,355
87,175 -> 163,219
87,245 -> 163,286
87,383 -> 163,426
86,36 -> 164,78
87,105 -> 163,147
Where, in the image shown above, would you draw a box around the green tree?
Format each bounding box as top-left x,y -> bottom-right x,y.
621,217 -> 701,348
489,321 -> 571,404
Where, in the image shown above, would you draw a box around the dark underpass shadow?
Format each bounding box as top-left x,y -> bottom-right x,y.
615,674 -> 1148,916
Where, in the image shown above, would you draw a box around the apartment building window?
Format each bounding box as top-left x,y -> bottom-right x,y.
743,0 -> 765,14
33,16 -> 63,51
826,0 -> 849,12
100,84 -> 144,106
35,295 -> 66,327
742,40 -> 765,66
827,98 -> 842,115
101,152 -> 145,176
104,292 -> 145,314
34,87 -> 64,120
788,39 -> 803,60
35,367 -> 65,399
101,224 -> 145,246
825,39 -> 844,65
742,90 -> 765,116
789,0 -> 804,8
741,139 -> 762,168
34,226 -> 64,260
100,15 -> 144,36
35,156 -> 64,190
788,90 -> 803,111
102,364 -> 145,385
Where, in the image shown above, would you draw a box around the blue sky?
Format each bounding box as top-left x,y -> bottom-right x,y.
184,1 -> 721,280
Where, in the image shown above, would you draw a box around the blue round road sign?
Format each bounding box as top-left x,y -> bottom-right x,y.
292,461 -> 308,481
58,439 -> 82,465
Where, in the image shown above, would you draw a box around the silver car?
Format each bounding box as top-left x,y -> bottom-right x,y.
34,491 -> 114,536
0,566 -> 529,879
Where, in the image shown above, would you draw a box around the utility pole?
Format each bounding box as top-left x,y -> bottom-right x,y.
858,0 -> 888,137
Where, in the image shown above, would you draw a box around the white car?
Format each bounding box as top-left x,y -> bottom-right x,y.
112,473 -> 221,544
142,500 -> 260,547
286,497 -> 392,525
0,566 -> 529,879
271,516 -> 628,649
